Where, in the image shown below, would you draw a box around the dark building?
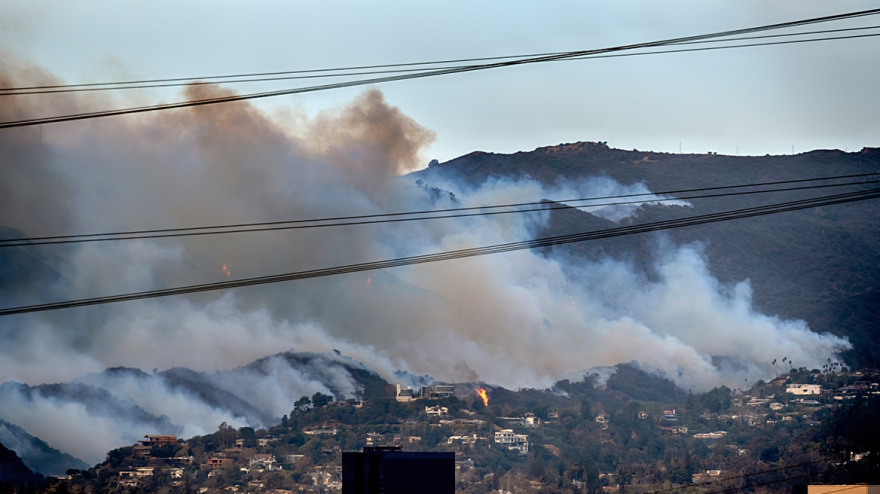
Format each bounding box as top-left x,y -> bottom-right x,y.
342,446 -> 454,494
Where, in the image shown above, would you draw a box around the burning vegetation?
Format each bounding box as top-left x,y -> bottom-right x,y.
476,387 -> 489,407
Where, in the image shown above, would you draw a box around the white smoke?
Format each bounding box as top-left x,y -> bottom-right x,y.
0,54 -> 850,465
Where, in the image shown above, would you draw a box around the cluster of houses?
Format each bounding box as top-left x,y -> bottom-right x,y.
114,371 -> 879,491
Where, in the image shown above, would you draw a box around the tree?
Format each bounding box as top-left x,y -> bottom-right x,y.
265,473 -> 285,490
293,396 -> 312,415
215,422 -> 238,448
239,427 -> 257,448
696,386 -> 732,414
311,392 -> 333,408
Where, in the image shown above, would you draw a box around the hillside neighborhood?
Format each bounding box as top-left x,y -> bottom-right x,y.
14,365 -> 878,494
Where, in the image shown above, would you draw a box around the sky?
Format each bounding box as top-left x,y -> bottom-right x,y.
1,0 -> 878,162
0,0 -> 871,465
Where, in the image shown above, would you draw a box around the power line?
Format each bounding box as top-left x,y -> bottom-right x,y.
2,187 -> 878,316
2,25 -> 877,97
2,173 -> 877,248
564,32 -> 880,63
0,8 -> 877,129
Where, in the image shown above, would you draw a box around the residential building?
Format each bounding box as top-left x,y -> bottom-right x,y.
524,413 -> 541,427
447,434 -> 487,446
139,435 -> 178,446
208,457 -> 234,469
494,429 -> 529,454
303,426 -> 338,435
426,406 -> 448,417
787,384 -> 821,395
395,385 -> 415,402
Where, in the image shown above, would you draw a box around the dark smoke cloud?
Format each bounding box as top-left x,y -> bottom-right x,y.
0,54 -> 849,464
0,53 -> 76,236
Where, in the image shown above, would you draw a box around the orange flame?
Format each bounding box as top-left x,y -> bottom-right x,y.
222,264 -> 231,277
476,387 -> 489,407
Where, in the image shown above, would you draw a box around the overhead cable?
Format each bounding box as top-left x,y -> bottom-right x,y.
1,187 -> 878,316
2,173 -> 878,248
0,8 -> 878,129
2,25 -> 878,97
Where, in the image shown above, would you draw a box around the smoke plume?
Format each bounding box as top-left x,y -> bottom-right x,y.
0,54 -> 849,465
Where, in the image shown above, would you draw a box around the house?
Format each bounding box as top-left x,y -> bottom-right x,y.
393,435 -> 422,445
524,413 -> 541,427
395,385 -> 415,402
658,425 -> 688,434
694,431 -> 728,439
303,426 -> 338,435
692,473 -> 711,483
249,454 -> 283,472
787,384 -> 821,395
433,385 -> 455,398
139,435 -> 178,446
447,434 -> 487,446
208,457 -> 234,469
250,454 -> 274,465
454,418 -> 486,425
494,429 -> 529,454
419,384 -> 455,398
365,432 -> 387,446
426,405 -> 449,417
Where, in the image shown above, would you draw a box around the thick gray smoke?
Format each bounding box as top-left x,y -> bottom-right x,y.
0,54 -> 849,465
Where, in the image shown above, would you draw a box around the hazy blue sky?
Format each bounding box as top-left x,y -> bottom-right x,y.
2,0 -> 878,162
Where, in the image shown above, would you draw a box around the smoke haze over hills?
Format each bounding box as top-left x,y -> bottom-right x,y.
0,54 -> 869,466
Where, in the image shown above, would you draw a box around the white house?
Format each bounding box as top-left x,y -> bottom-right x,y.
786,384 -> 821,395
494,429 -> 529,454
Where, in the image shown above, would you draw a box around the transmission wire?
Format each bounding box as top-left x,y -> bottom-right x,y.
1,8 -> 877,129
1,187 -> 878,316
2,173 -> 877,248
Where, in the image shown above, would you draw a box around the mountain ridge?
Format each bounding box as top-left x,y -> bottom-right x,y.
412,141 -> 880,367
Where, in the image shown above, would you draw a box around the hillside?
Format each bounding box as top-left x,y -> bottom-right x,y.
0,420 -> 87,477
0,442 -> 43,494
0,351 -> 391,471
38,365 -> 880,494
412,143 -> 880,367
